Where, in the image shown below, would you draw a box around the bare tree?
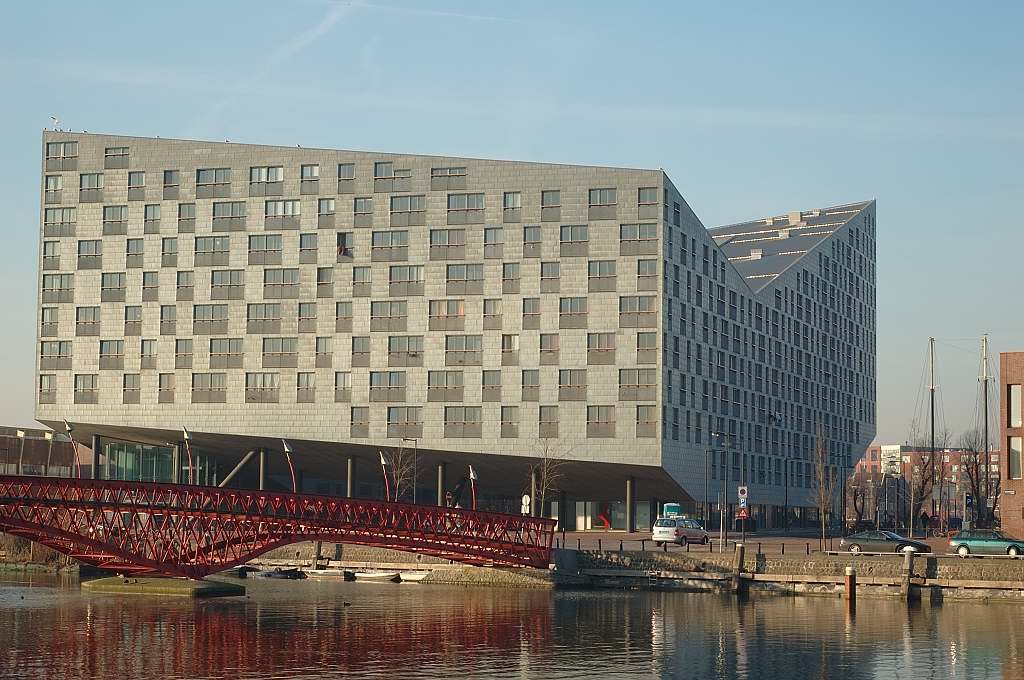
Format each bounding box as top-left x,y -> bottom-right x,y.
383,444 -> 419,502
847,474 -> 867,526
907,427 -> 951,533
811,422 -> 837,548
959,429 -> 1000,527
527,439 -> 569,517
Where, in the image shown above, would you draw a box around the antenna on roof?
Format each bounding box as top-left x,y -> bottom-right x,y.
49,115 -> 60,131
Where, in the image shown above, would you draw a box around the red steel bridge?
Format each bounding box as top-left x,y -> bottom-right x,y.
0,475 -> 555,579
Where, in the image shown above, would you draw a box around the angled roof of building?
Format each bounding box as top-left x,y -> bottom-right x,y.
708,200 -> 872,292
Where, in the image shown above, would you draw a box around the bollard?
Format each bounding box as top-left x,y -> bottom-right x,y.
686,540 -> 690,552
782,542 -> 785,555
641,540 -> 646,552
598,538 -> 602,553
806,542 -> 810,556
758,542 -> 761,555
844,566 -> 857,612
732,543 -> 746,593
663,542 -> 668,553
901,550 -> 915,601
555,538 -> 560,549
619,540 -> 623,553
577,538 -> 582,551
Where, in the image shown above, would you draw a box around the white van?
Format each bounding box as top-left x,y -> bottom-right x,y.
652,517 -> 710,546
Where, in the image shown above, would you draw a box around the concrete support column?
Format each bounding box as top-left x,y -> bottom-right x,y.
258,449 -> 266,491
171,444 -> 180,484
557,490 -> 571,531
530,467 -> 538,517
650,498 -> 660,526
346,456 -> 355,498
625,476 -> 636,533
436,462 -> 446,506
90,434 -> 101,480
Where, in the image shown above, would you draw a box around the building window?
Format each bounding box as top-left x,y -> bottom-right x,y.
541,261 -> 560,281
46,141 -> 78,164
319,198 -> 336,216
74,374 -> 99,403
163,170 -> 180,189
539,405 -> 558,438
128,171 -> 145,189
301,164 -> 319,180
503,192 -> 521,210
1011,384 -> 1022,428
104,146 -> 129,162
444,406 -> 482,438
638,187 -> 658,205
1010,437 -> 1022,480
144,204 -> 161,222
212,201 -> 246,220
447,193 -> 484,211
588,188 -> 616,206
390,194 -> 426,214
250,166 -> 284,183
541,190 -> 560,208
196,167 -> 231,186
245,372 -> 280,403
587,405 -> 615,437
354,197 -> 373,215
523,225 -> 541,247
588,260 -> 615,279
338,163 -> 355,179
501,406 -> 520,438
620,223 -> 658,243
265,200 -> 300,217
560,225 -> 588,244
80,173 -> 104,190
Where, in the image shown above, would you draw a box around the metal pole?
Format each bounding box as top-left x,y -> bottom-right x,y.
17,435 -> 25,476
413,440 -> 418,504
258,449 -> 266,491
90,434 -> 101,480
625,477 -> 635,534
44,435 -> 53,477
704,448 -> 709,528
218,450 -> 256,488
436,462 -> 446,506
346,456 -> 355,497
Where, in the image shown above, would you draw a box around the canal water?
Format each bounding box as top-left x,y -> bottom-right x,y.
2,574 -> 1023,679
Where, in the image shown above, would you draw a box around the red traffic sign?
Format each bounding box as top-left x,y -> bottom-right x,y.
736,507 -> 750,520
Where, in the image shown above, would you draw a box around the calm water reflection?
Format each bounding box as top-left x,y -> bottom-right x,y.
2,573 -> 1024,679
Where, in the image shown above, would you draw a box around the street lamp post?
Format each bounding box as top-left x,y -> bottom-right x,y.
16,430 -> 26,476
44,431 -> 53,477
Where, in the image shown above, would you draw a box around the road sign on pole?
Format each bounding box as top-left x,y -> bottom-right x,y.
738,486 -> 748,500
736,507 -> 750,520
965,494 -> 973,509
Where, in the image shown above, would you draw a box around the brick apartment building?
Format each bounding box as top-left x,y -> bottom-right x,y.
1001,352 -> 1024,536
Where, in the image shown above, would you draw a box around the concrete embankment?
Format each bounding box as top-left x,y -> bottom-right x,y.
568,548 -> 1024,601
203,541 -> 1024,600
0,561 -> 78,574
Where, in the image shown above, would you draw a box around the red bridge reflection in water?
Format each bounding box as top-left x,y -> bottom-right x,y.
0,583 -> 557,679
0,475 -> 555,578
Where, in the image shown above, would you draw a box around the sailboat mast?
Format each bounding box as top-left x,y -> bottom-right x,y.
929,337 -> 936,525
981,334 -> 990,512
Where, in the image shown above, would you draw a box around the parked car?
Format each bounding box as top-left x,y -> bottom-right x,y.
839,531 -> 931,554
652,517 -> 709,546
948,529 -> 1024,557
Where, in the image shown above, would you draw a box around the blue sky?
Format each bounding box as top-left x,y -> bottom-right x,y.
1,1 -> 1021,444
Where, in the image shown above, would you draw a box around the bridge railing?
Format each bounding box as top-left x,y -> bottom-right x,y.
0,474 -> 556,577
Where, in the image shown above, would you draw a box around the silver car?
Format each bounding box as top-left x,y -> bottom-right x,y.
652,517 -> 710,546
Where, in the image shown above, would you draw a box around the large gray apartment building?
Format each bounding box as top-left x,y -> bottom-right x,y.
35,131 -> 876,530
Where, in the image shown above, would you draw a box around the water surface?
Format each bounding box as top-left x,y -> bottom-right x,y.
1,574 -> 1023,679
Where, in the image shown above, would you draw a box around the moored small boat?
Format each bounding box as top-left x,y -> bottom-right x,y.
353,571 -> 400,583
398,571 -> 430,582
